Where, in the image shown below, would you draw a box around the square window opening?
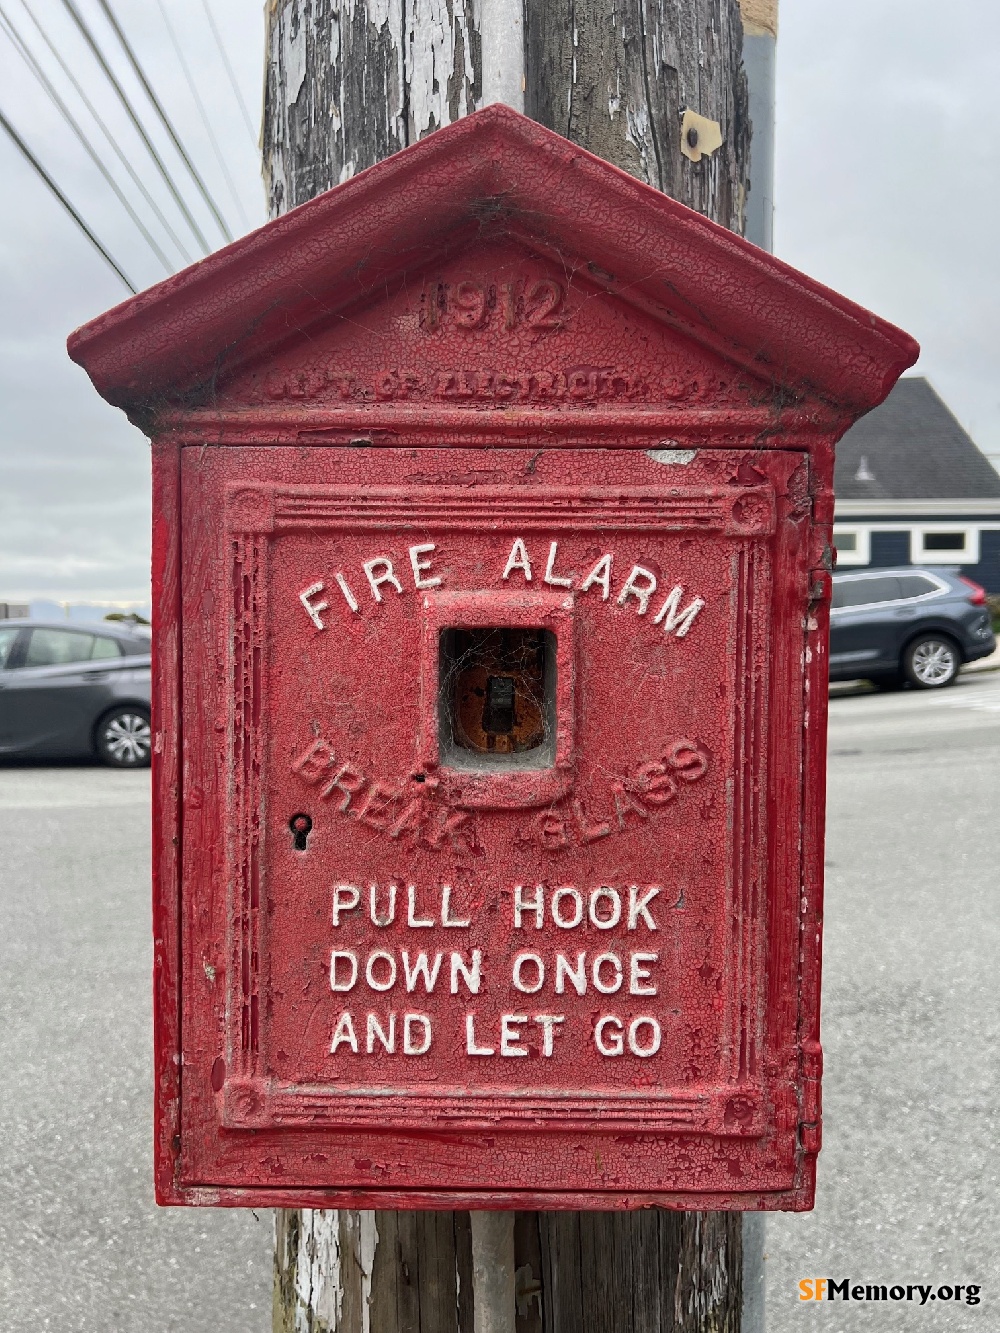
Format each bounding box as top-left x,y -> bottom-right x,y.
922,531 -> 966,552
439,627 -> 556,771
832,527 -> 870,566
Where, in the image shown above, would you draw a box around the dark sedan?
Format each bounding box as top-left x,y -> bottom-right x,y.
0,620 -> 152,766
830,567 -> 996,689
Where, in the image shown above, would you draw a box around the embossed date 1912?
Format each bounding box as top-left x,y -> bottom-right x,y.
420,278 -> 567,333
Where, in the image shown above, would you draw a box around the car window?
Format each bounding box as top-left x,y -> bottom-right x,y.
895,574 -> 940,599
832,576 -> 901,609
119,635 -> 151,657
831,582 -> 851,610
24,629 -> 98,667
91,635 -> 123,659
0,626 -> 19,668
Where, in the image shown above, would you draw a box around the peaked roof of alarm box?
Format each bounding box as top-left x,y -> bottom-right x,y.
68,104 -> 918,427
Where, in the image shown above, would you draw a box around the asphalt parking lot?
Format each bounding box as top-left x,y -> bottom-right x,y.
766,668 -> 1000,1329
0,669 -> 997,1330
0,767 -> 272,1332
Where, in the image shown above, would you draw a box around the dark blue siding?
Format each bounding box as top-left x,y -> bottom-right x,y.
870,530 -> 911,567
971,530 -> 1000,594
839,517 -> 1000,592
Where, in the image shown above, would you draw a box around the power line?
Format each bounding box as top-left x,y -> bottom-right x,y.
198,0 -> 257,148
95,0 -> 233,244
0,105 -> 136,292
58,0 -> 213,255
18,0 -> 194,266
0,3 -> 173,273
154,0 -> 250,230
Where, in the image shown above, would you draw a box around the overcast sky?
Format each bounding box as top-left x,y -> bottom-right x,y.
1,0 -> 998,604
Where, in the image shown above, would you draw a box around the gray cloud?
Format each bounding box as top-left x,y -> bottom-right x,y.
0,0 -> 264,603
775,0 -> 1000,466
1,0 -> 997,602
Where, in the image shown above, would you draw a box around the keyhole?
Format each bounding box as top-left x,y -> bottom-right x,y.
289,813 -> 313,851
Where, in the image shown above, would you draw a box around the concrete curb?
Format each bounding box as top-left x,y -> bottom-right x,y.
964,647 -> 1000,674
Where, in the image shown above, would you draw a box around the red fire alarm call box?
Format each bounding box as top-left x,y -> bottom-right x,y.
69,107 -> 917,1211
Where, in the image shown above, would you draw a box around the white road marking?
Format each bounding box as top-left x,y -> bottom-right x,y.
938,693 -> 1000,713
0,768 -> 150,809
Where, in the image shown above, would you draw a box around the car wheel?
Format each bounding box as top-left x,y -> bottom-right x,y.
95,706 -> 152,768
902,636 -> 960,689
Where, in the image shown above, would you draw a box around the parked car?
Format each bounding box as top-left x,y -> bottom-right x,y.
0,620 -> 152,766
829,567 -> 996,689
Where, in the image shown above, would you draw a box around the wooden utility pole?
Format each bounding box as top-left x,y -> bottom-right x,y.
263,0 -> 749,221
264,3 -> 754,1328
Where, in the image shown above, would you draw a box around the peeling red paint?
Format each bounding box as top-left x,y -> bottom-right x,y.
68,106 -> 917,1210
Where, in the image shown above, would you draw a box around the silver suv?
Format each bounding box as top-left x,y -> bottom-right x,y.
829,567 -> 995,689
0,620 -> 152,765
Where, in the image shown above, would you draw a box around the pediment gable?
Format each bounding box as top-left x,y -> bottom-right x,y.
218,235 -> 784,420
69,105 -> 918,438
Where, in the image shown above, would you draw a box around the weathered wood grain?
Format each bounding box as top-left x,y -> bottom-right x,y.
263,0 -> 480,215
277,1202 -> 742,1331
267,1 -> 749,1327
263,0 -> 749,233
526,0 -> 749,232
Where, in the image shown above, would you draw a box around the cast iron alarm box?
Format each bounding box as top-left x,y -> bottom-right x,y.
69,106 -> 917,1210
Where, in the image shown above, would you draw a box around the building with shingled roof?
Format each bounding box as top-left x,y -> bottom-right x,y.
833,376 -> 1000,592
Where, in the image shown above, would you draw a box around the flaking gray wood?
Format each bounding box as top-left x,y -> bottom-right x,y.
263,0 -> 748,232
263,0 -> 481,216
513,1212 -> 544,1332
526,0 -> 750,231
337,1211 -> 368,1333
